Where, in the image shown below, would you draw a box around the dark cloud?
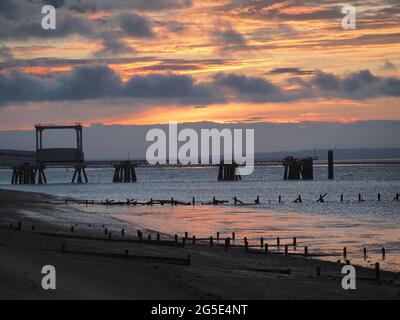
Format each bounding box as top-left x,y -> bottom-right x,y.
95,32 -> 135,57
1,67 -> 399,107
123,0 -> 193,11
309,70 -> 400,100
42,0 -> 193,13
42,0 -> 66,9
50,65 -> 124,100
214,73 -> 279,95
0,11 -> 95,40
213,21 -> 247,51
137,64 -> 199,72
0,0 -> 21,19
118,13 -> 155,38
268,68 -> 315,76
0,65 -> 123,104
124,73 -> 221,104
0,66 -> 221,106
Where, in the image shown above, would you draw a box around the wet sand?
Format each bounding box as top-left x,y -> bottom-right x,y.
0,189 -> 399,300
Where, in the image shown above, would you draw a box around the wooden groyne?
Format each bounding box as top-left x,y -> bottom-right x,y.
3,220 -> 392,281
63,192 -> 400,207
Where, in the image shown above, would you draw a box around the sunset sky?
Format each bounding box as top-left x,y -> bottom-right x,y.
0,0 -> 399,130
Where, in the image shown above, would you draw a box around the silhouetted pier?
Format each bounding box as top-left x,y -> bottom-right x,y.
218,161 -> 241,181
11,164 -> 46,184
113,161 -> 137,183
283,157 -> 314,180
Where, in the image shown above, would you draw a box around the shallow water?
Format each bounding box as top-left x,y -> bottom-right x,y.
1,164 -> 400,271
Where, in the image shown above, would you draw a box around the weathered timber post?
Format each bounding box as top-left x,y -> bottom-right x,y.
328,150 -> 334,180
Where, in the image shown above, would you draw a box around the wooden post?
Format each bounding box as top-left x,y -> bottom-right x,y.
340,194 -> 343,203
232,232 -> 235,240
277,237 -> 280,246
304,246 -> 308,256
157,233 -> 160,241
174,234 -> 178,242
71,226 -> 74,233
148,234 -> 151,241
382,247 -> 386,260
192,235 -> 196,244
260,237 -> 264,249
363,247 -> 367,259
328,150 -> 334,180
316,266 -> 321,276
293,237 -> 297,246
265,243 -> 268,254
378,193 -> 381,201
285,245 -> 288,254
185,232 -> 188,240
343,247 -> 347,258
192,197 -> 195,205
244,240 -> 249,252
217,232 -> 220,241
105,228 -> 108,235
121,229 -> 125,237
279,195 -> 282,203
375,262 -> 380,282
210,236 -> 213,246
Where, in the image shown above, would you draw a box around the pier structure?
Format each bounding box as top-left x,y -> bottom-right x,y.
283,157 -> 314,180
35,123 -> 87,184
328,150 -> 334,180
218,161 -> 242,181
113,161 -> 137,183
11,163 -> 47,184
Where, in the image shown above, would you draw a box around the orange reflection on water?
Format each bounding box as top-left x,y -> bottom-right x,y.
112,205 -> 400,272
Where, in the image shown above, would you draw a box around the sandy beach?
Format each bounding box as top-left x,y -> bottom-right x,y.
0,188 -> 399,300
